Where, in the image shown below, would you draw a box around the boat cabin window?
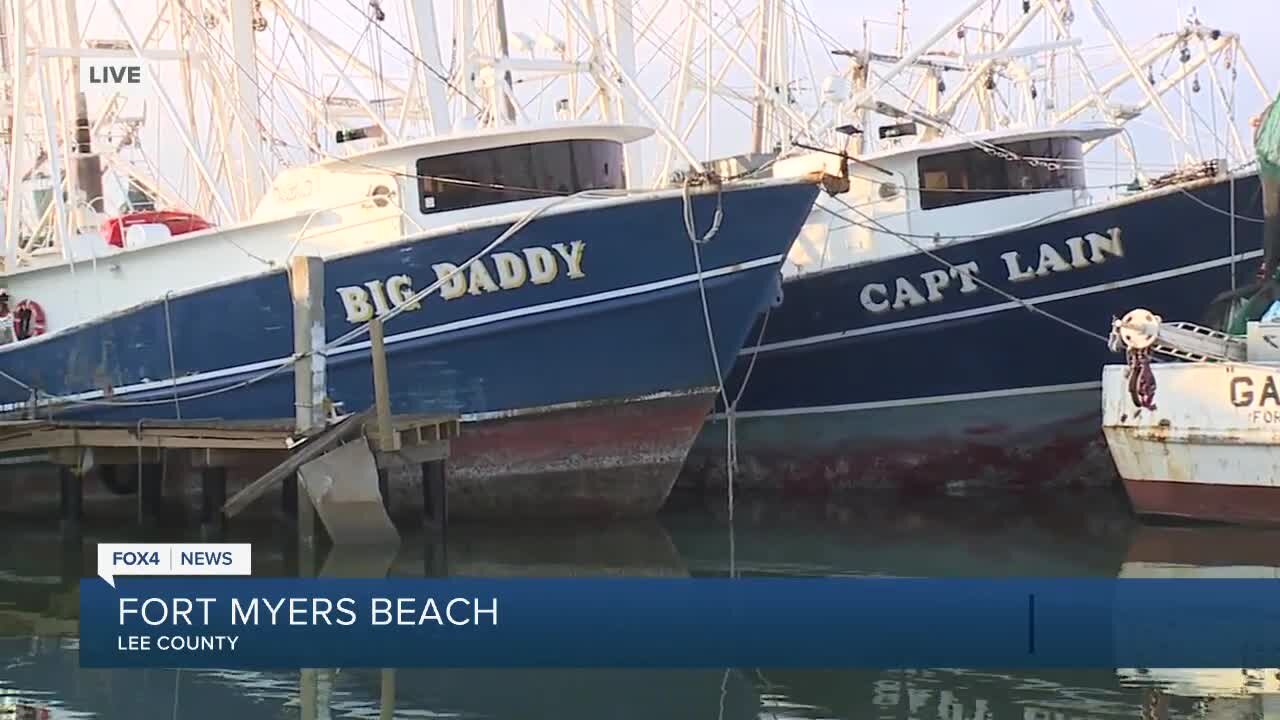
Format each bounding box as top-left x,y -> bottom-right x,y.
417,139 -> 625,213
916,138 -> 1085,211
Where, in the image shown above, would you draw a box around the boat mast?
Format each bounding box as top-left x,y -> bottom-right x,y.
227,0 -> 264,217
749,0 -> 774,154
605,0 -> 644,181
62,0 -> 106,224
407,0 -> 452,134
3,0 -> 25,270
492,0 -> 517,124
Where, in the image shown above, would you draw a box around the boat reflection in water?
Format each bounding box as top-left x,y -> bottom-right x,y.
1115,524 -> 1280,720
3,495 -> 1280,718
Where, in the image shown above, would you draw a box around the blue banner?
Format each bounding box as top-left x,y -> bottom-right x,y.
79,578 -> 1280,668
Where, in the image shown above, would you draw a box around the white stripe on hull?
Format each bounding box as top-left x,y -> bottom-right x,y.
0,255 -> 782,412
745,250 -> 1263,357
709,380 -> 1102,421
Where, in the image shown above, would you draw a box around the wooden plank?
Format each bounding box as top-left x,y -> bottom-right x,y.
222,408 -> 374,519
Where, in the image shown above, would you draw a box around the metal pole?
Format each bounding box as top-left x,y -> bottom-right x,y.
1037,0 -> 1137,164
105,0 -> 236,221
1083,0 -> 1192,155
35,60 -> 74,262
268,0 -> 399,142
1195,34 -> 1247,163
934,2 -> 1042,122
846,0 -> 987,122
228,0 -> 265,216
4,0 -> 25,269
655,9 -> 698,184
562,1 -> 706,173
750,0 -> 773,154
491,0 -> 517,124
407,0 -> 452,134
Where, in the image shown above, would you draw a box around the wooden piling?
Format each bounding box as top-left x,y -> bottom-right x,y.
422,460 -> 447,535
200,467 -> 227,539
370,317 -> 395,517
379,669 -> 396,720
138,462 -> 163,527
58,466 -> 81,535
291,255 -> 326,553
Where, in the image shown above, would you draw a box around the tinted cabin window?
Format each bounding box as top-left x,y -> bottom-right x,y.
417,140 -> 625,213
916,138 -> 1085,210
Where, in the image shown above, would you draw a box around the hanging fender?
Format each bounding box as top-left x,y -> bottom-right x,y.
14,300 -> 46,339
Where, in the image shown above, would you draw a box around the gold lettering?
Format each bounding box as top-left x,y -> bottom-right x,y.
1087,228 -> 1124,264
467,261 -> 501,295
861,283 -> 889,313
949,262 -> 980,293
337,287 -> 374,323
1002,251 -> 1036,282
524,247 -> 559,285
491,252 -> 528,290
364,280 -> 392,316
920,269 -> 950,302
385,274 -> 420,311
432,263 -> 468,300
551,241 -> 587,279
892,277 -> 927,310
1034,244 -> 1072,276
1063,237 -> 1091,268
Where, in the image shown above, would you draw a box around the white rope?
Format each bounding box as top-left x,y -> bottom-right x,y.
681,175 -> 738,533
162,292 -> 181,419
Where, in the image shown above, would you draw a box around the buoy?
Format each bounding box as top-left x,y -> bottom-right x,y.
14,299 -> 46,339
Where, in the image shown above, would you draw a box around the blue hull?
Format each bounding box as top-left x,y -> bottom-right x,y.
0,181 -> 818,518
0,181 -> 817,421
686,173 -> 1266,493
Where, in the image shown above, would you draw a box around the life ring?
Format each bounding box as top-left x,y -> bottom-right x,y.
14,299 -> 46,339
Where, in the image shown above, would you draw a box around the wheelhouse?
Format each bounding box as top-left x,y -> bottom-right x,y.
416,139 -> 627,213
916,136 -> 1087,210
773,124 -> 1122,276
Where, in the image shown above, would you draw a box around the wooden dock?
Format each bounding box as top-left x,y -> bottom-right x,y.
0,413 -> 459,538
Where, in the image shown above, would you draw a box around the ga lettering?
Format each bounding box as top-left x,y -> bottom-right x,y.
336,241 -> 586,324
1231,375 -> 1280,407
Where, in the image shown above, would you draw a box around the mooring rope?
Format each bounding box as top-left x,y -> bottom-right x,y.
162,292 -> 181,419
680,174 -> 737,532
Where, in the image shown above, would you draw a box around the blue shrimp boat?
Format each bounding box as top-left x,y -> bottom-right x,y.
685,125 -> 1264,494
0,123 -> 821,517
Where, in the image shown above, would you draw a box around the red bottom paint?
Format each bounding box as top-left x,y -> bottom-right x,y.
683,393 -> 1120,496
440,391 -> 717,518
1124,479 -> 1280,527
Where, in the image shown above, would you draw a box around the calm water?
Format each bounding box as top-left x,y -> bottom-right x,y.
2,487 -> 1279,719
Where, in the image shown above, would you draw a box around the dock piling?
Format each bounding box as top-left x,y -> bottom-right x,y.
58,466 -> 81,536
200,466 -> 227,539
422,460 -> 447,536
138,462 -> 163,527
370,317 -> 395,516
291,255 -> 327,551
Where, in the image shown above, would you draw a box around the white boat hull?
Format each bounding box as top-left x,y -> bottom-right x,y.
1102,363 -> 1280,526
